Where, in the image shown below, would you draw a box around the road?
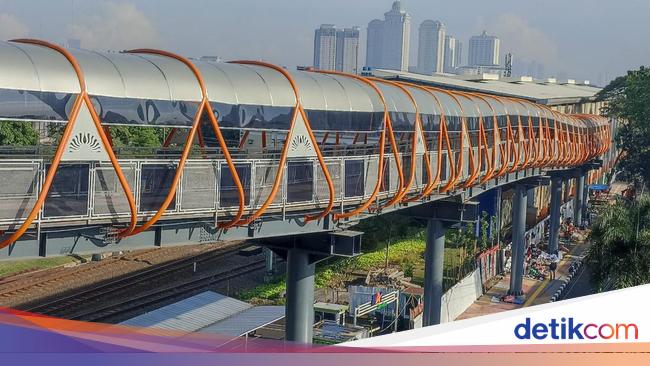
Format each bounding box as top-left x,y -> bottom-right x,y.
561,263 -> 595,299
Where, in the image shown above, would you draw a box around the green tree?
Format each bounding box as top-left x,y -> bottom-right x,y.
587,195 -> 650,291
0,121 -> 39,146
109,126 -> 164,147
597,66 -> 650,184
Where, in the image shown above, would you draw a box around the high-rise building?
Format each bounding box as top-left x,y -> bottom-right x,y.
443,35 -> 463,74
468,31 -> 500,67
336,27 -> 361,74
313,25 -> 360,74
313,24 -> 337,71
365,1 -> 411,71
416,20 -> 446,75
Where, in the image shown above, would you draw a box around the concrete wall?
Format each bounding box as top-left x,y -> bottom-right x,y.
440,268 -> 483,323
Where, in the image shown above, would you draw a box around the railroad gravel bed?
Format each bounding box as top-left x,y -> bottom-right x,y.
0,242 -> 244,309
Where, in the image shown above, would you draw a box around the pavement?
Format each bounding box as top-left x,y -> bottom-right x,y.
457,230 -> 591,320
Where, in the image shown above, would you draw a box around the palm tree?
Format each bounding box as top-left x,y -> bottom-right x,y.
587,194 -> 650,290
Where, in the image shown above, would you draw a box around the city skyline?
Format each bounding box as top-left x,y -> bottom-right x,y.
365,1 -> 411,72
416,19 -> 446,75
0,0 -> 647,85
313,24 -> 361,74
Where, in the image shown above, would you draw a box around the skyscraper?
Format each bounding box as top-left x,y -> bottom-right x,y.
443,35 -> 462,74
336,27 -> 361,74
313,24 -> 337,71
314,25 -> 361,73
468,31 -> 500,67
365,1 -> 411,71
417,20 -> 446,75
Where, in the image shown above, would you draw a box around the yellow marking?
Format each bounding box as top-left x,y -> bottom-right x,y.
524,278 -> 549,307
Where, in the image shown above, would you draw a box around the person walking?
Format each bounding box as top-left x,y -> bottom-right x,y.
549,260 -> 558,280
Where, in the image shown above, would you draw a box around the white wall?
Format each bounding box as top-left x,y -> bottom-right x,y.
440,268 -> 483,323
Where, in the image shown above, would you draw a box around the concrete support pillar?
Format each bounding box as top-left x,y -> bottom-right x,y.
583,173 -> 589,213
508,184 -> 528,296
285,248 -> 315,343
574,174 -> 585,225
564,178 -> 572,204
495,187 -> 505,274
423,219 -> 446,326
264,247 -> 275,283
548,177 -> 563,254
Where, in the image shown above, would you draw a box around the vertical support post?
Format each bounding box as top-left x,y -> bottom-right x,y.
495,187 -> 504,274
423,219 -> 446,326
574,173 -> 585,225
582,172 -> 589,224
285,248 -> 315,343
548,176 -> 562,254
265,247 -> 274,275
508,184 -> 527,296
564,177 -> 572,204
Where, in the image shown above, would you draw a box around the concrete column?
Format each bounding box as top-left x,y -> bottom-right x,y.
574,174 -> 585,225
285,248 -> 315,343
583,173 -> 589,214
495,187 -> 505,274
264,247 -> 275,283
548,177 -> 563,254
508,184 -> 528,296
423,219 -> 446,326
564,178 -> 572,203
265,248 -> 274,274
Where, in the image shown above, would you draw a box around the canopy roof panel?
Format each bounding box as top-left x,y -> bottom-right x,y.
0,41 -> 607,132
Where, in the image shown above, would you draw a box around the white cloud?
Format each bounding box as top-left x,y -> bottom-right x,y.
0,13 -> 29,39
68,1 -> 159,51
477,13 -> 560,69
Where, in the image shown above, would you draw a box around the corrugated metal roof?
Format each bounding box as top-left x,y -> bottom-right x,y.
200,306 -> 285,337
120,291 -> 252,332
371,69 -> 601,105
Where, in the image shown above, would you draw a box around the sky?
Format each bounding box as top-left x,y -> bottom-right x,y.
0,0 -> 648,86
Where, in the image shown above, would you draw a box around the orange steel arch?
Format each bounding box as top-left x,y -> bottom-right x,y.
481,94 -> 515,177
396,81 -> 455,200
509,98 -> 532,170
501,96 -> 526,173
122,49 -> 245,236
229,60 -> 335,224
520,101 -> 544,168
368,77 -> 431,205
310,69 -> 400,220
512,99 -> 539,169
423,86 -> 471,192
465,92 -> 503,183
0,39 -> 138,249
455,92 -> 490,187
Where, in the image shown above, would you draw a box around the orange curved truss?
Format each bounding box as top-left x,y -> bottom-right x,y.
396,81 -> 454,200
424,86 -> 471,192
230,61 -> 335,224
0,39 -> 138,249
368,77 -> 431,205
122,49 -> 246,235
309,69 -> 398,220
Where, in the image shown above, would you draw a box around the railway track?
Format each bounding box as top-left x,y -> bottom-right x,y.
0,248 -> 173,299
22,242 -> 251,317
73,259 -> 266,323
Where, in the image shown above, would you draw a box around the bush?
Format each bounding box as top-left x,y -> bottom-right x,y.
0,121 -> 39,146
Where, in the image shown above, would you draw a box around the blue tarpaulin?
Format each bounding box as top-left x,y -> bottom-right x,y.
589,184 -> 609,191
